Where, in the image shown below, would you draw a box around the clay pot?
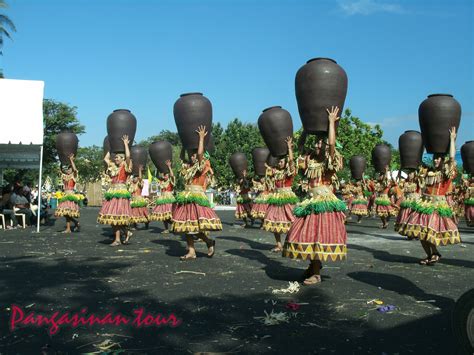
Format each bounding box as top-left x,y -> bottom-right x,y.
252,147 -> 270,176
349,155 -> 366,180
149,140 -> 173,174
130,145 -> 148,176
461,141 -> 474,174
229,152 -> 248,178
174,93 -> 212,150
258,106 -> 293,157
295,58 -> 348,134
418,94 -> 461,154
372,144 -> 391,173
106,109 -> 137,153
56,131 -> 78,165
266,155 -> 279,168
399,130 -> 423,169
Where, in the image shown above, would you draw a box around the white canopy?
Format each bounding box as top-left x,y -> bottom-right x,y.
0,79 -> 45,233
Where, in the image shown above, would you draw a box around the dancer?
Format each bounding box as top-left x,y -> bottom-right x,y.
350,179 -> 369,223
129,165 -> 149,230
251,173 -> 271,223
462,175 -> 473,227
262,137 -> 298,252
282,106 -> 347,285
55,154 -> 80,233
234,170 -> 254,227
374,167 -> 398,229
150,160 -> 176,233
172,126 -> 222,260
403,127 -> 461,264
395,168 -> 423,234
98,135 -> 133,246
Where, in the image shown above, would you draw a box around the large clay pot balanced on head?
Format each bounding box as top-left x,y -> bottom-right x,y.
419,94 -> 461,154
149,140 -> 173,174
295,58 -> 348,135
130,145 -> 148,176
56,131 -> 79,165
461,141 -> 474,174
266,155 -> 279,168
349,155 -> 366,180
106,109 -> 137,153
252,147 -> 270,176
398,130 -> 424,170
174,93 -> 212,151
229,152 -> 248,178
372,144 -> 391,173
258,106 -> 293,157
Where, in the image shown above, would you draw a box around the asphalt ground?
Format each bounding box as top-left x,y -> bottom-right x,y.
0,207 -> 473,354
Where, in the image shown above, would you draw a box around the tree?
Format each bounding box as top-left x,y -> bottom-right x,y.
42,99 -> 85,175
0,0 -> 15,77
139,130 -> 180,147
74,145 -> 104,183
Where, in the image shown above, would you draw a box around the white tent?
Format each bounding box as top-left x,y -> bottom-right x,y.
0,79 -> 45,233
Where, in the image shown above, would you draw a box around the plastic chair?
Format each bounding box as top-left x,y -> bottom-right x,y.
12,208 -> 26,228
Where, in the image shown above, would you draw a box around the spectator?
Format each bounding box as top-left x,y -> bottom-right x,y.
10,187 -> 33,226
0,185 -> 18,229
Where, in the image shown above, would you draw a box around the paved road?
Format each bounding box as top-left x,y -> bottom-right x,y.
0,208 -> 473,354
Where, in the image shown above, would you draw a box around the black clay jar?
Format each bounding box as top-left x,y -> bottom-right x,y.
372,144 -> 391,173
174,93 -> 212,150
399,130 -> 423,170
258,106 -> 293,157
252,147 -> 270,176
349,155 -> 366,180
130,145 -> 148,176
149,140 -> 173,174
461,141 -> 474,174
295,57 -> 348,134
229,152 -> 248,178
418,94 -> 461,154
56,131 -> 78,165
106,109 -> 137,153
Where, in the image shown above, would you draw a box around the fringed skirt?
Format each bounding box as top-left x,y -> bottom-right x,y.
401,194 -> 461,246
262,188 -> 298,234
464,198 -> 474,227
235,196 -> 252,220
375,194 -> 397,217
351,199 -> 368,216
251,193 -> 269,220
395,193 -> 420,234
130,196 -> 149,224
283,185 -> 347,261
55,192 -> 80,218
97,184 -> 132,226
171,185 -> 222,234
150,191 -> 175,222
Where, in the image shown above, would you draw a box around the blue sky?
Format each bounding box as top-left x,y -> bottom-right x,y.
1,0 -> 473,148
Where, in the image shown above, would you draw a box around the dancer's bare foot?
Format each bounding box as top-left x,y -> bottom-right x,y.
61,229 -> 71,234
180,252 -> 196,261
303,275 -> 321,285
270,246 -> 283,253
419,255 -> 431,265
206,240 -> 216,258
161,229 -> 170,234
110,240 -> 121,247
123,231 -> 133,244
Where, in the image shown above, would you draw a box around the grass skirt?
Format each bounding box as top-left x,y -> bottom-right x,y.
130,197 -> 149,224
283,185 -> 347,261
97,184 -> 132,226
375,195 -> 397,217
236,202 -> 252,219
171,185 -> 222,233
351,199 -> 368,216
150,192 -> 175,222
401,194 -> 461,245
262,188 -> 298,233
55,194 -> 80,219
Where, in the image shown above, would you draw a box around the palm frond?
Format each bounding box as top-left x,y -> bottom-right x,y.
0,14 -> 15,31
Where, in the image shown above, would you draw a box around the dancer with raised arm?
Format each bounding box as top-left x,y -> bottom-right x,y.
283,107 -> 347,285
55,154 -> 81,233
129,165 -> 149,231
150,160 -> 176,233
394,168 -> 423,234
262,137 -> 298,252
98,135 -> 133,246
402,127 -> 461,264
172,126 -> 222,260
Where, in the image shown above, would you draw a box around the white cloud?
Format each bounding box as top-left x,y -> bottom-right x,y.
338,0 -> 406,16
